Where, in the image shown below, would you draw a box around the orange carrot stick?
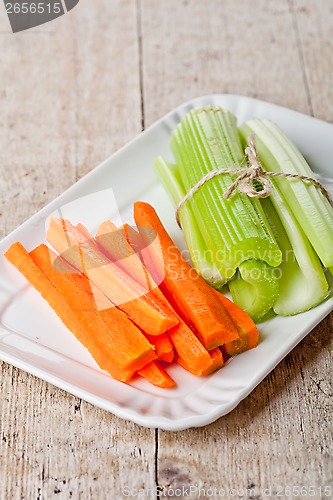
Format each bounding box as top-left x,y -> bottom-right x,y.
4,242 -> 138,382
29,244 -> 157,372
222,332 -> 249,357
122,223 -> 152,257
177,347 -> 224,376
76,221 -> 178,330
214,291 -> 259,353
123,222 -> 165,287
95,221 -> 153,292
202,348 -> 224,375
168,322 -> 213,374
98,222 -> 223,387
133,202 -> 240,349
75,223 -> 93,241
98,222 -> 216,373
47,218 -> 178,335
96,221 -> 174,312
144,333 -> 174,363
138,361 -> 176,388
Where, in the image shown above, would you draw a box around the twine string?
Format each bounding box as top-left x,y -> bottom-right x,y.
176,133 -> 333,228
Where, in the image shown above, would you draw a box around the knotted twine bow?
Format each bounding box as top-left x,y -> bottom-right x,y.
176,133 -> 333,228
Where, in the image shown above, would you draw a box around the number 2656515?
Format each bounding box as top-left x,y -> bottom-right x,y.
5,3 -> 62,15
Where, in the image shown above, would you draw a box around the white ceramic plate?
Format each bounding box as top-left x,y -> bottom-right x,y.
0,95 -> 332,431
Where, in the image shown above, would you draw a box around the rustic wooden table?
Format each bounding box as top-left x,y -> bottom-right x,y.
0,1 -> 332,498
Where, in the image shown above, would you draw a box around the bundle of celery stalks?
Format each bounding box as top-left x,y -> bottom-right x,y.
155,106 -> 333,322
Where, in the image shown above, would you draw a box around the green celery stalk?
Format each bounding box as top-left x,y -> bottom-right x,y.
170,106 -> 282,280
154,157 -> 226,288
239,119 -> 333,269
260,195 -> 328,316
154,154 -> 280,321
228,260 -> 279,322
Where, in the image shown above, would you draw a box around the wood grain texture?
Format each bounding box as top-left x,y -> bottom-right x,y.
0,5 -> 77,239
140,0 -> 311,125
1,365 -> 155,499
292,0 -> 333,122
0,0 -> 332,499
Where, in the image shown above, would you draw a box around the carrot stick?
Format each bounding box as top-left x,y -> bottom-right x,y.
133,202 -> 240,349
77,221 -> 178,330
177,347 -> 223,376
96,221 -> 174,311
222,332 -> 249,357
168,322 -> 213,374
214,291 -> 259,352
31,244 -> 158,371
122,223 -> 154,258
124,222 -> 166,287
75,223 -> 93,241
202,348 -> 224,375
92,222 -> 181,335
95,221 -> 152,292
47,218 -> 178,335
144,333 -> 174,363
4,243 -> 138,382
138,361 -> 176,388
98,222 -> 216,372
121,223 -> 132,243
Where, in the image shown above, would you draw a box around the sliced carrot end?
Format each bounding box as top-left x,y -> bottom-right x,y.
138,361 -> 176,388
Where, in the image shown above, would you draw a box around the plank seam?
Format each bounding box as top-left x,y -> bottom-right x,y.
154,428 -> 160,499
136,0 -> 145,130
289,0 -> 314,116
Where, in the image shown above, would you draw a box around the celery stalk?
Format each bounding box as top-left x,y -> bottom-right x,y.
154,156 -> 280,321
239,120 -> 333,269
170,107 -> 282,279
260,195 -> 328,316
228,260 -> 279,322
154,157 -> 226,288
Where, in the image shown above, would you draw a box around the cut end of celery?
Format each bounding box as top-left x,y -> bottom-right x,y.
273,264 -> 329,316
259,181 -> 329,316
228,260 -> 279,322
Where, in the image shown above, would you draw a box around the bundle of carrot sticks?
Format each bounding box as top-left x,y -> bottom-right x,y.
5,202 -> 259,389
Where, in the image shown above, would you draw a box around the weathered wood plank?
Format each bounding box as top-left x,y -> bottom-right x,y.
74,0 -> 143,179
140,0 -> 311,126
1,364 -> 156,499
0,1 -> 155,499
293,0 -> 333,122
0,9 -> 77,239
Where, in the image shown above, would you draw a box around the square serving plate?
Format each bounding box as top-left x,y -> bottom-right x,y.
0,95 -> 332,431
